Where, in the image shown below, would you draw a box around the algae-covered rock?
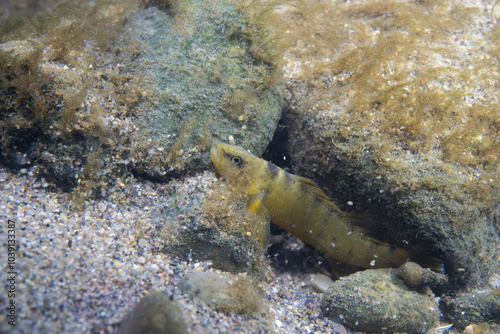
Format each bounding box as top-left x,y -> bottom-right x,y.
0,0 -> 283,200
276,0 -> 500,288
464,323 -> 500,334
119,290 -> 188,334
123,0 -> 283,179
179,271 -> 263,314
320,269 -> 439,333
442,288 -> 500,330
160,172 -> 269,279
0,0 -> 142,196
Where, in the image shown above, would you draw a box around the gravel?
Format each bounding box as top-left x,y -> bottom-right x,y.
0,168 -> 347,334
1,167 -> 497,333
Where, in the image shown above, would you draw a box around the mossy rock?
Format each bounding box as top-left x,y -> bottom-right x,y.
442,288 -> 500,329
0,0 -> 142,196
275,0 -> 500,289
122,0 -> 283,179
119,290 -> 188,334
0,0 -> 283,201
159,172 -> 269,280
179,271 -> 264,315
320,269 -> 439,333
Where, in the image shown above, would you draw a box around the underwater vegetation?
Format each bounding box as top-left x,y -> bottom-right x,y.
283,0 -> 499,172
0,0 -> 286,206
0,0 -> 142,204
159,173 -> 269,279
277,0 -> 499,288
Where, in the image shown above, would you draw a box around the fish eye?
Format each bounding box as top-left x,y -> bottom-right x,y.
231,156 -> 243,165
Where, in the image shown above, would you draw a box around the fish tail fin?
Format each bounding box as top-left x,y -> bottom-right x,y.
334,211 -> 445,273
409,252 -> 445,273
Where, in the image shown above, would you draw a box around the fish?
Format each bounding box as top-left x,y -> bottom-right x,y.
210,143 -> 443,272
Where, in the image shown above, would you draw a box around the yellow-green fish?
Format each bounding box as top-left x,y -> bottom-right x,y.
211,143 -> 442,271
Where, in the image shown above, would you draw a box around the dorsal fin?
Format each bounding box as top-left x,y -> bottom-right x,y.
292,175 -> 343,214
293,174 -> 385,238
293,175 -> 332,200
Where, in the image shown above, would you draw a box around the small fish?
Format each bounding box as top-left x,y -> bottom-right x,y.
211,143 -> 443,271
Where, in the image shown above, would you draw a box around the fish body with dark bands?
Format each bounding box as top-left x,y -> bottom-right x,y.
210,143 -> 441,271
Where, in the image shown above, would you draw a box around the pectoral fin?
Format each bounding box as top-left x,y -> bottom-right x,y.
248,192 -> 270,223
247,191 -> 271,248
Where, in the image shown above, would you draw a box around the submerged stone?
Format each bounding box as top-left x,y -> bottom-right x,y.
320,269 -> 439,333
442,288 -> 500,330
0,0 -> 283,199
277,0 -> 499,289
397,261 -> 448,290
179,271 -> 263,315
119,290 -> 188,334
159,172 -> 269,280
311,273 -> 334,293
123,0 -> 283,179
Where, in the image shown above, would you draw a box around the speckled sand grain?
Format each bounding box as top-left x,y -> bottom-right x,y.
0,168 -> 349,334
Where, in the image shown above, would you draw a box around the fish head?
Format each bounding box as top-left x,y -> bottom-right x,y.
211,143 -> 269,191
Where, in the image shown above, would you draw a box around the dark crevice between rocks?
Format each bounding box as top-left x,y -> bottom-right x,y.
261,104 -> 448,285
262,105 -> 292,171
262,106 -> 347,278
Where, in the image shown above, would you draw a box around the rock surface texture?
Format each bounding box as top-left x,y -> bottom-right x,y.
278,0 -> 500,288
321,269 -> 440,333
123,1 -> 283,178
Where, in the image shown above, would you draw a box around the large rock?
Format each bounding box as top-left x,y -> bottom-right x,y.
442,288 -> 500,329
123,1 -> 283,179
321,269 -> 440,333
0,0 -> 142,195
0,0 -> 283,197
276,0 -> 500,288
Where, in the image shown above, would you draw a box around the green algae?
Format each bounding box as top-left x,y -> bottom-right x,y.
0,0 -> 141,202
442,288 -> 500,329
159,173 -> 269,280
286,0 -> 498,175
1,0 -> 286,209
277,0 -> 499,288
321,268 -> 440,333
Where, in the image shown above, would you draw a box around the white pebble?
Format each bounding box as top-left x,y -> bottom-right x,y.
98,202 -> 107,212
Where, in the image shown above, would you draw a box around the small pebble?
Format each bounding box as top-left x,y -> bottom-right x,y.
119,291 -> 188,334
311,274 -> 334,293
98,202 -> 107,212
